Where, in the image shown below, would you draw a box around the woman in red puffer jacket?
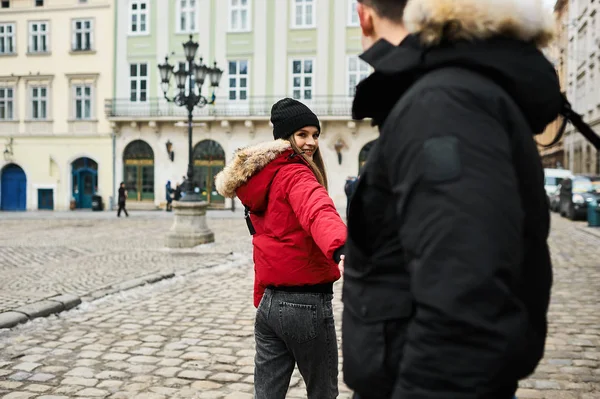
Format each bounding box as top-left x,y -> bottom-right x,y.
215,98 -> 346,399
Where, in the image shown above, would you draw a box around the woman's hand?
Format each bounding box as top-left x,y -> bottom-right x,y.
338,255 -> 345,276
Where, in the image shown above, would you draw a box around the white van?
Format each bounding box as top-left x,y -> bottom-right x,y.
544,168 -> 573,196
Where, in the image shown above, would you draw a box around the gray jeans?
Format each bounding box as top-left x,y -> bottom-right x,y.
254,288 -> 339,399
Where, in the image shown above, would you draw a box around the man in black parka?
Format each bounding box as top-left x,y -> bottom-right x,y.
342,1 -> 562,398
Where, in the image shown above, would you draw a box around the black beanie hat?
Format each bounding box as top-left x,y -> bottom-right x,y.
270,98 -> 320,140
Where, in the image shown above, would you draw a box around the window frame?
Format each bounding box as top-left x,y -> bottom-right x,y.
289,57 -> 315,101
229,0 -> 252,32
129,0 -> 150,36
72,18 -> 94,51
227,59 -> 250,101
346,55 -> 370,97
176,0 -> 199,34
0,22 -> 16,55
30,85 -> 49,120
129,63 -> 149,103
291,0 -> 316,29
0,86 -> 15,121
347,0 -> 359,26
28,21 -> 50,53
73,84 -> 93,120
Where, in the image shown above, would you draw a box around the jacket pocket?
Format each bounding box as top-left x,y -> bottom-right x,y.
278,301 -> 318,344
342,280 -> 412,396
342,309 -> 407,397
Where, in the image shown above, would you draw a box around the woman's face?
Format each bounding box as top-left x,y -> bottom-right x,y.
293,126 -> 320,160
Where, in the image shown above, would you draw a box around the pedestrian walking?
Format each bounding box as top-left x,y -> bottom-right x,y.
215,98 -> 346,399
117,182 -> 129,217
165,180 -> 173,212
342,0 -> 563,398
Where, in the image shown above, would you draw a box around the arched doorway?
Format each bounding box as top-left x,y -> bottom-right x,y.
123,140 -> 154,202
193,140 -> 225,206
1,164 -> 27,211
71,158 -> 98,209
359,140 -> 376,173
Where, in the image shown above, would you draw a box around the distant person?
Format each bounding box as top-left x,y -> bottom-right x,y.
174,182 -> 182,201
165,180 -> 173,211
117,182 -> 129,217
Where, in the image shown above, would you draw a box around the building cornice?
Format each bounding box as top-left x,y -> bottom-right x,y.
0,3 -> 110,15
65,73 -> 100,80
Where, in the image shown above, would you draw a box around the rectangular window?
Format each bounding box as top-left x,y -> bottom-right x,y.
347,55 -> 370,96
29,21 -> 49,53
177,0 -> 197,33
291,59 -> 313,100
348,0 -> 359,26
228,60 -> 249,101
293,0 -> 315,28
1,1 -> 9,9
74,84 -> 92,120
229,0 -> 250,32
130,0 -> 149,35
0,23 -> 15,54
31,86 -> 48,120
72,19 -> 93,51
35,0 -> 43,6
129,63 -> 148,102
0,88 -> 14,120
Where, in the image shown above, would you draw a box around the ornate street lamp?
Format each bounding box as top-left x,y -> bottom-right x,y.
158,34 -> 223,202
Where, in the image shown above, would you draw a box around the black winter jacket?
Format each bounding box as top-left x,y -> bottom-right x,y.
342,17 -> 561,399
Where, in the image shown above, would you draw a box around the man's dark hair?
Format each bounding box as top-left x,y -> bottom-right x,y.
357,0 -> 408,23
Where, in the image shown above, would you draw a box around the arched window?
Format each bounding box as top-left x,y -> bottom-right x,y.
192,140 -> 226,206
123,140 -> 154,201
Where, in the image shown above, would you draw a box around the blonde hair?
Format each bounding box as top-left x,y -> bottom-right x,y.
287,136 -> 329,191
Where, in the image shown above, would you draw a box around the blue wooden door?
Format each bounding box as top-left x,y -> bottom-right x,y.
38,188 -> 54,210
1,164 -> 27,211
75,171 -> 95,209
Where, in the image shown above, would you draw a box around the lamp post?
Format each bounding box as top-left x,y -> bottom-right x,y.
159,35 -> 223,248
157,34 -> 223,202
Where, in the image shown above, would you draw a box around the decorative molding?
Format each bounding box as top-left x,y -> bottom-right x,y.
148,121 -> 160,135
221,120 -> 231,135
244,120 -> 255,138
347,121 -> 357,136
65,73 -> 100,81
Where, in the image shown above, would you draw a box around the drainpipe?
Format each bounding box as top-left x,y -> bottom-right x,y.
112,131 -> 116,211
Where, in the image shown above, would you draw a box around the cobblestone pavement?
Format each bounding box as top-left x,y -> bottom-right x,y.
0,212 -> 251,313
0,213 -> 598,398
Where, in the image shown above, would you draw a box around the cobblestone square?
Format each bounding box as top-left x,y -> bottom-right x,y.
0,212 -> 599,398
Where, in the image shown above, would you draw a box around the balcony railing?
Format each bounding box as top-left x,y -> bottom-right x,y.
105,96 -> 354,119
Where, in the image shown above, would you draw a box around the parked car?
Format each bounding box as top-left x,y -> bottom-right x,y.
559,175 -> 600,220
544,168 -> 572,200
549,183 -> 562,212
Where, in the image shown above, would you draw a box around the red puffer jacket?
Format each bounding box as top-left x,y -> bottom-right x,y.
215,140 -> 346,307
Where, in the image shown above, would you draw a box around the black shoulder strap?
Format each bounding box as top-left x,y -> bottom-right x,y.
540,95 -> 600,150
244,205 -> 256,236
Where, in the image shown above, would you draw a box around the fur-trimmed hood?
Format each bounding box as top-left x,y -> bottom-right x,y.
353,1 -> 563,134
404,0 -> 555,48
215,140 -> 292,199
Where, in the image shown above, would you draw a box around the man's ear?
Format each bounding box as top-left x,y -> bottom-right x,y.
357,2 -> 374,37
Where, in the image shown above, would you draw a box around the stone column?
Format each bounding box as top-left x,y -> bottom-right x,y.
165,201 -> 214,248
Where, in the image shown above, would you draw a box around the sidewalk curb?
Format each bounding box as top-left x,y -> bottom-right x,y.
0,294 -> 81,329
577,226 -> 600,239
0,256 -> 246,330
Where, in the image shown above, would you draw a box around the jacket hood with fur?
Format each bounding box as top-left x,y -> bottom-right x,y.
404,0 -> 554,48
353,0 -> 562,134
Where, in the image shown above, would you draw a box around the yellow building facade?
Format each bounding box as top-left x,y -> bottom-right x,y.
0,0 -> 113,211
